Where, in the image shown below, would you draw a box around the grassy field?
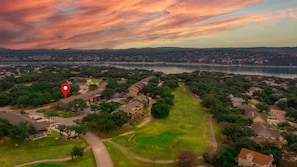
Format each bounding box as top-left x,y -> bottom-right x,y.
104,142 -> 173,167
0,132 -> 88,167
25,150 -> 96,167
91,78 -> 103,83
112,83 -> 214,160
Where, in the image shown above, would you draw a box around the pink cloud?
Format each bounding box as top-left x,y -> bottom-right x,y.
0,0 -> 293,49
288,8 -> 297,19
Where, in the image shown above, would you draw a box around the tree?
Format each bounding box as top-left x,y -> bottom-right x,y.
220,147 -> 237,167
285,107 -> 297,119
28,124 -> 37,136
284,134 -> 297,146
101,88 -> 115,99
201,94 -> 221,108
70,99 -> 87,112
0,93 -> 10,106
176,151 -> 197,167
71,146 -> 84,159
88,84 -> 98,90
222,123 -> 256,142
99,102 -> 120,113
90,104 -> 100,113
111,110 -> 129,127
163,79 -> 179,89
151,101 -> 170,118
277,122 -> 290,129
288,143 -> 297,154
0,118 -> 10,138
277,99 -> 288,110
98,119 -> 117,132
261,142 -> 282,165
9,122 -> 28,143
235,137 -> 261,153
256,103 -> 270,113
72,125 -> 88,137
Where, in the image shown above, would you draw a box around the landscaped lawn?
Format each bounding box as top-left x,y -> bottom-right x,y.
0,132 -> 88,167
104,142 -> 173,167
26,149 -> 96,167
91,78 -> 102,83
112,83 -> 215,160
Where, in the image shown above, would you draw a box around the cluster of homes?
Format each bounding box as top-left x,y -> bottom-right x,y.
230,83 -> 296,167
0,110 -> 58,140
113,76 -> 153,121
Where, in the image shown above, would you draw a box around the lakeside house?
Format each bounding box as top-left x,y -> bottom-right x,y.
236,148 -> 274,167
0,110 -> 50,140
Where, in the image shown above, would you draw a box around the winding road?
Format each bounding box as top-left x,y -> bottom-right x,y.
83,132 -> 113,167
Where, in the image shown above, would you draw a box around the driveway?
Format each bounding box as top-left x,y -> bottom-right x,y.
83,132 -> 113,167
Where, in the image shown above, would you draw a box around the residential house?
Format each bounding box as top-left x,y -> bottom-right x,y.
115,95 -> 149,120
230,94 -> 244,107
236,148 -> 274,167
250,99 -> 261,107
239,104 -> 267,123
0,111 -> 50,140
127,76 -> 154,97
250,136 -> 283,148
247,87 -> 262,96
251,122 -> 281,140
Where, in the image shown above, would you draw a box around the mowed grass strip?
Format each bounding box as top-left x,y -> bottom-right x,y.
112,83 -> 212,160
26,150 -> 96,167
0,132 -> 88,167
104,142 -> 173,167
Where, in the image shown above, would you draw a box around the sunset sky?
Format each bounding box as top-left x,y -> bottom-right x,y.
0,0 -> 296,49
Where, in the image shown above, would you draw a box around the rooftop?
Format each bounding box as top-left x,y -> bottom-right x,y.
238,148 -> 273,166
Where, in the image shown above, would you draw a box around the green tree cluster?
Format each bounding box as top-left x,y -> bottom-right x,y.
82,110 -> 129,132
284,134 -> 297,154
8,122 -> 37,143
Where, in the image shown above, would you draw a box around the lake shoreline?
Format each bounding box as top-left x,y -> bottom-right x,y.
1,61 -> 297,69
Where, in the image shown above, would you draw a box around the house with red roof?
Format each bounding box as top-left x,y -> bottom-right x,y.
236,148 -> 274,167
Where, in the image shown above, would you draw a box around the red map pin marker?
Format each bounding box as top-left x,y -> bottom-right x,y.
60,83 -> 71,98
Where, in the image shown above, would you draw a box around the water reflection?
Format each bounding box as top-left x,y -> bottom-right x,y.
108,64 -> 297,79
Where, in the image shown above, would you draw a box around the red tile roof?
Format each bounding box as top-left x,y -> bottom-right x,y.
238,148 -> 273,166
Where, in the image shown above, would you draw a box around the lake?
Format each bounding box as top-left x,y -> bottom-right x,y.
106,64 -> 297,79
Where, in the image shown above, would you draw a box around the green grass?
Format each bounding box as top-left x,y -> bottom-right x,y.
91,78 -> 102,83
58,111 -> 80,118
0,132 -> 88,167
112,83 -> 214,160
104,142 -> 173,167
26,150 -> 96,167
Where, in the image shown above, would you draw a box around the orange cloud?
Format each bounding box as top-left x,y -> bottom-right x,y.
0,0 -> 294,49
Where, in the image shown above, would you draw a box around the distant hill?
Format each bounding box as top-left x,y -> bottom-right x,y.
1,47 -> 297,66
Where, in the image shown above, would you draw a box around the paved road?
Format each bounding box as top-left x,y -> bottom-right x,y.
209,115 -> 217,151
83,132 -> 113,167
